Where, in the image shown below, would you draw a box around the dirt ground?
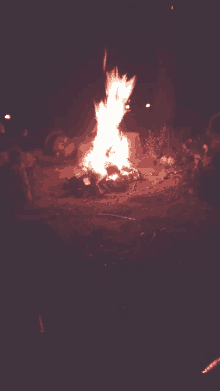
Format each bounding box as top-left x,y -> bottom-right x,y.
8,179 -> 220,387
6,147 -> 220,388
18,156 -> 220,270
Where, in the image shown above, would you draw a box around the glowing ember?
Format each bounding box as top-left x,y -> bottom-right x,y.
83,177 -> 91,185
4,114 -> 11,119
38,315 -> 44,333
80,51 -> 136,181
202,357 -> 220,373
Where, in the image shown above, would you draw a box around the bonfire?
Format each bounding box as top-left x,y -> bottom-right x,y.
75,50 -> 141,195
55,50 -> 211,201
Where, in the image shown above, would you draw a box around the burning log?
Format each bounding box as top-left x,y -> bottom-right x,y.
59,162 -> 141,199
60,171 -> 102,198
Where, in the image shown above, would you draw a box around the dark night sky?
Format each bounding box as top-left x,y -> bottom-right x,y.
0,1 -> 220,135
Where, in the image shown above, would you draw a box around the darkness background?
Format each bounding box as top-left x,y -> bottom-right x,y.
0,0 -> 219,137
2,2 -> 220,384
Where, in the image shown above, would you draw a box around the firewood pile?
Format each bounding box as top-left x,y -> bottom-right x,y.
59,163 -> 142,199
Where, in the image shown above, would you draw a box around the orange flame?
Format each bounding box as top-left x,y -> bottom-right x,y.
81,52 -> 136,180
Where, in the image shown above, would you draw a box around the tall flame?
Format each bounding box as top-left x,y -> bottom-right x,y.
81,51 -> 136,180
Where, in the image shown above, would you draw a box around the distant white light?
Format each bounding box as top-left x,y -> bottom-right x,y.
5,114 -> 11,119
146,103 -> 151,108
125,104 -> 130,110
